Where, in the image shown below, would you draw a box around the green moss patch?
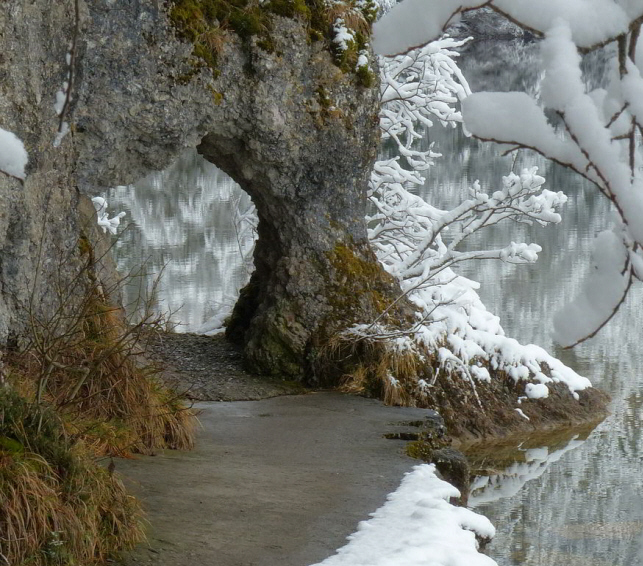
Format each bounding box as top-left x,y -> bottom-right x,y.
168,0 -> 377,83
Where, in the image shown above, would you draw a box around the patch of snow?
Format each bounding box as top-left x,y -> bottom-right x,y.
0,127 -> 28,179
333,19 -> 355,52
525,382 -> 549,399
54,87 -> 67,116
356,51 -> 369,70
53,122 -> 70,148
310,464 -> 497,566
515,408 -> 530,420
92,196 -> 126,235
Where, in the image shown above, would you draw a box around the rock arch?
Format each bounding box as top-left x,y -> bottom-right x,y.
68,2 -> 409,379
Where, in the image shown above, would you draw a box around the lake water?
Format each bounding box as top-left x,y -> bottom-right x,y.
107,38 -> 643,565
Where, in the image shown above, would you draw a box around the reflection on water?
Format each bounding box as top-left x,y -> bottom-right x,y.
105,38 -> 643,566
106,150 -> 255,332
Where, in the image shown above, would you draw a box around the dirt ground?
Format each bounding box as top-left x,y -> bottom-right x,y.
115,333 -> 433,566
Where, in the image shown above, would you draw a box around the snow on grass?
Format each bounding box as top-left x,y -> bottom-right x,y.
0,127 -> 28,179
333,18 -> 355,52
310,464 -> 497,566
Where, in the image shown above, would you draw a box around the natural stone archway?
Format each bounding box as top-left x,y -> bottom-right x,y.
63,2 -> 412,381
196,18 -> 410,379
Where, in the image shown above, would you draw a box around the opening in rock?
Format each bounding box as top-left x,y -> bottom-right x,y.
106,149 -> 257,334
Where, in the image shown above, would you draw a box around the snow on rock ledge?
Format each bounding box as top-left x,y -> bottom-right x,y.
310,464 -> 497,566
0,127 -> 28,179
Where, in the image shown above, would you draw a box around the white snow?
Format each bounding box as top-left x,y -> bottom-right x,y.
54,87 -> 67,116
92,196 -> 126,235
333,19 -> 355,52
310,464 -> 497,566
53,122 -> 70,148
553,229 -> 631,347
372,0 -> 485,55
515,408 -> 530,420
0,127 -> 28,179
356,51 -> 369,70
525,382 -> 549,399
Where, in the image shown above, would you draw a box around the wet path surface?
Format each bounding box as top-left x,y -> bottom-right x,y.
116,392 -> 431,566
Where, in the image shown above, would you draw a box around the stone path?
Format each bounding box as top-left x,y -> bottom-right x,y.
116,392 -> 432,566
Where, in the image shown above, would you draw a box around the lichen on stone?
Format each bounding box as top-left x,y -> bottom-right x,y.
167,0 -> 377,83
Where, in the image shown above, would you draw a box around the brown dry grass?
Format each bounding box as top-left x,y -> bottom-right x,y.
0,391 -> 144,565
323,332 -> 427,406
16,247 -> 197,457
324,2 -> 369,35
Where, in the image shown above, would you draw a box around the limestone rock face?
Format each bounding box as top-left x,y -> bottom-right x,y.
1,0 -> 403,378
0,1 -> 84,345
197,19 -> 398,379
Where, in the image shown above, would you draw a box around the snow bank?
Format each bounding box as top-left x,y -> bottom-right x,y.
310,464 -> 497,566
0,127 -> 28,179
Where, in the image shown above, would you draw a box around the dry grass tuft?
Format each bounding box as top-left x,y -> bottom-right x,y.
0,391 -> 144,565
15,233 -> 197,457
321,332 -> 429,407
324,2 -> 370,35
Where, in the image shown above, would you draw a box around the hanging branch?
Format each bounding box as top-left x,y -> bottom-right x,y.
57,0 -> 80,138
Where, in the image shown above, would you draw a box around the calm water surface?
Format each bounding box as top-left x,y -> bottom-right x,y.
108,39 -> 643,565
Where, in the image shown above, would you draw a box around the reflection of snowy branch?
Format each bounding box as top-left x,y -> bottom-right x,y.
470,437 -> 585,507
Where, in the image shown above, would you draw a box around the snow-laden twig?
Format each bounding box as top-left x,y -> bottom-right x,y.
456,15 -> 643,347
354,35 -> 590,400
91,197 -> 126,235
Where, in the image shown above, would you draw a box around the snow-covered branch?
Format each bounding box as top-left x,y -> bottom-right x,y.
374,0 -> 643,347
354,35 -> 591,402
